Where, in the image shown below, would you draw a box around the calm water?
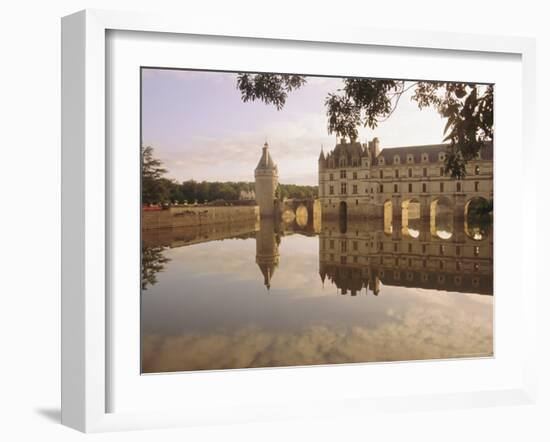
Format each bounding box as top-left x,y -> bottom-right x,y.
141,215 -> 493,373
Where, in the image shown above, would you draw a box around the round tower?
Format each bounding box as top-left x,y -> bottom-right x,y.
255,142 -> 278,218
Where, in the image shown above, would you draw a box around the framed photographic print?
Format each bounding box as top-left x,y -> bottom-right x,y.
61,9 -> 537,432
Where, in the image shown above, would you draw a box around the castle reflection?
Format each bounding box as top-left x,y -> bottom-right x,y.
141,213 -> 492,297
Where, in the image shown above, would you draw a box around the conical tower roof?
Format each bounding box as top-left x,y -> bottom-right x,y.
255,142 -> 277,170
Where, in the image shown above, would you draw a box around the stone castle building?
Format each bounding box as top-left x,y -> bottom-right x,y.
255,142 -> 278,218
318,137 -> 493,222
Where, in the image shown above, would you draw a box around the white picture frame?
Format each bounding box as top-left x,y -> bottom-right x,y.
61,9 -> 537,433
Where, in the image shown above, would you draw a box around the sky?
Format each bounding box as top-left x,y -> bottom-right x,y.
141,69 -> 448,186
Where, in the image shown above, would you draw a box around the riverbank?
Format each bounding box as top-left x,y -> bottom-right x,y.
142,204 -> 260,230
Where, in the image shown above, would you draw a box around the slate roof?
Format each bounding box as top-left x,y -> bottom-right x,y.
378,141 -> 493,164
255,143 -> 277,170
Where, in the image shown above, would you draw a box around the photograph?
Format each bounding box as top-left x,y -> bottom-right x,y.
140,68 -> 494,374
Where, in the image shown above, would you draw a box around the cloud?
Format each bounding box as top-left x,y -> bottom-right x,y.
142,301 -> 493,373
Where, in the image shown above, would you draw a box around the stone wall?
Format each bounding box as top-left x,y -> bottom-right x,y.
142,205 -> 260,230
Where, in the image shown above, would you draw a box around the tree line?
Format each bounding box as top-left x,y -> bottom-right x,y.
142,146 -> 317,205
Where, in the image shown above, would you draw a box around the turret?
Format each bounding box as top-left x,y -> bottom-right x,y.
318,146 -> 326,169
368,137 -> 381,163
254,142 -> 278,218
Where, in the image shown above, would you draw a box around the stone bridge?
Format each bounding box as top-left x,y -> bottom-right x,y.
275,198 -> 321,233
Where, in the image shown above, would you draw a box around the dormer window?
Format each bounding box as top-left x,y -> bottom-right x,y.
421,153 -> 429,163
438,152 -> 446,162
393,155 -> 400,165
378,157 -> 384,165
407,154 -> 414,163
339,158 -> 346,167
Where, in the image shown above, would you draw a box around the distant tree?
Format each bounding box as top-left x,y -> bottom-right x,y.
236,74 -> 493,178
277,183 -> 318,199
142,146 -> 169,205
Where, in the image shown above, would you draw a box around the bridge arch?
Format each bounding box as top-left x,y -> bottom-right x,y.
401,198 -> 420,238
383,200 -> 393,235
339,201 -> 347,233
464,197 -> 491,241
430,197 -> 453,240
295,205 -> 308,227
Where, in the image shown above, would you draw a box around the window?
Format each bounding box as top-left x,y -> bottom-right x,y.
329,185 -> 334,195
352,171 -> 357,180
394,184 -> 398,193
352,158 -> 358,167
408,243 -> 412,253
439,261 -> 444,270
380,184 -> 384,193
394,155 -> 400,164
422,153 -> 428,162
422,183 -> 427,193
423,259 -> 427,268
422,244 -> 427,254
352,184 -> 358,194
407,154 -> 414,163
440,167 -> 444,176
340,241 -> 347,253
353,241 -> 358,251
408,183 -> 413,192
329,173 -> 334,181
456,182 -> 461,192
475,165 -> 480,175
339,158 -> 346,167
456,262 -> 461,271
394,243 -> 398,252
355,199 -> 359,205
379,170 -> 383,179
380,242 -> 384,251
340,170 -> 347,179
340,183 -> 347,194
474,263 -> 480,272
395,169 -> 399,178
456,246 -> 460,256
408,168 -> 412,177
440,182 -> 444,192
438,152 -> 446,162
365,172 -> 369,179
329,239 -> 334,249
474,246 -> 480,256
440,245 -> 445,255
475,181 -> 479,192
423,167 -> 427,177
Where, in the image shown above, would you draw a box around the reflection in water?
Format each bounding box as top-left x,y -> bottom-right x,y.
465,198 -> 492,241
141,245 -> 170,290
430,198 -> 454,240
141,216 -> 493,373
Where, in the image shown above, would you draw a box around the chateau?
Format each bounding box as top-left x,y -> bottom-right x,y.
318,137 -> 493,222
